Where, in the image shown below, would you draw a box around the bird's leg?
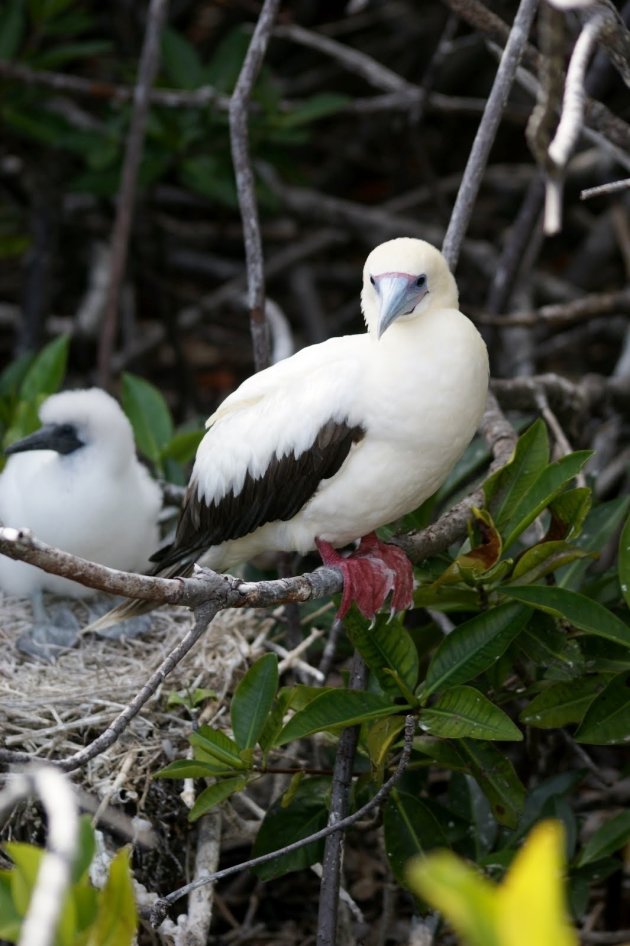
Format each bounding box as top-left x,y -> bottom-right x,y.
316,533 -> 414,621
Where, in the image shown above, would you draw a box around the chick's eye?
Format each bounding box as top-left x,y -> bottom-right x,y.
416,274 -> 427,288
369,275 -> 376,286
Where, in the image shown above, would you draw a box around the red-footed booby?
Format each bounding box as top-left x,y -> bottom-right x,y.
95,238 -> 488,626
0,388 -> 162,599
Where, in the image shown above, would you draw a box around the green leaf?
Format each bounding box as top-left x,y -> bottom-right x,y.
276,690 -> 404,746
383,789 -> 449,885
559,496 -> 630,590
346,611 -> 419,697
510,541 -> 594,585
577,811 -> 630,867
19,335 -> 69,401
484,420 -> 549,529
520,676 -> 607,728
575,671 -> 630,744
279,93 -> 350,127
423,602 -> 531,698
502,585 -> 630,648
161,428 -> 204,464
548,488 -> 592,541
86,846 -> 137,946
0,871 -> 21,939
71,816 -> 96,884
121,372 -> 173,466
231,653 -> 278,750
156,759 -> 236,779
33,39 -> 111,69
618,510 -> 630,609
189,727 -> 247,769
188,776 -> 249,821
419,686 -> 522,741
0,0 -> 24,60
364,716 -> 405,777
458,741 -> 526,828
252,779 -> 329,880
502,451 -> 592,549
161,27 -> 205,89
517,619 -> 585,681
4,842 -> 43,915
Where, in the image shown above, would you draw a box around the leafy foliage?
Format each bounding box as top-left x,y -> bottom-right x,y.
0,817 -> 137,945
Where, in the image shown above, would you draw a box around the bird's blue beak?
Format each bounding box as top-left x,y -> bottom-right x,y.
5,423 -> 84,457
373,273 -> 427,339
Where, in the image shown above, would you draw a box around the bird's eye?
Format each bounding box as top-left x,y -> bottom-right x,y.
369,275 -> 376,286
416,274 -> 427,288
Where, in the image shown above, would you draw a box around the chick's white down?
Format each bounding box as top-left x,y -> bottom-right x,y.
0,388 -> 161,597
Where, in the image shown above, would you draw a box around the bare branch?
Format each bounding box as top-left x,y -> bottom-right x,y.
229,0 -> 282,372
96,0 -> 169,388
442,0 -> 540,270
581,177 -> 630,199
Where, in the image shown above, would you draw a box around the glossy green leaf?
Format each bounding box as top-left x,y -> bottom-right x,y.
71,815 -> 96,884
558,496 -> 630,590
517,619 -> 585,681
252,779 -> 329,880
19,335 -> 69,401
86,846 -> 137,946
577,810 -> 630,866
484,420 -> 549,529
575,671 -> 630,744
161,27 -> 205,89
502,585 -> 630,648
231,653 -> 278,750
121,372 -> 173,465
276,690 -> 404,746
383,789 -> 449,885
520,676 -> 606,728
419,686 -> 522,741
156,759 -> 237,779
548,488 -> 592,541
458,741 -> 526,827
4,842 -> 43,915
511,541 -> 593,585
618,510 -> 630,608
365,715 -> 405,777
189,727 -> 246,769
424,602 -> 530,698
188,776 -> 249,821
346,611 -> 419,697
502,451 -> 592,549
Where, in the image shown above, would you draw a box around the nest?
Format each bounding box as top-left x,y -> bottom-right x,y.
0,591 -> 273,801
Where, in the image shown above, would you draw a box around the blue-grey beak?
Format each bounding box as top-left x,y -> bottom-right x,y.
374,273 -> 427,339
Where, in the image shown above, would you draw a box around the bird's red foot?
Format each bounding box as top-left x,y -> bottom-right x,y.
316,532 -> 414,620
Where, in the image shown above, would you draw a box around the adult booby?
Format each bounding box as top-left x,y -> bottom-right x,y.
0,388 -> 162,599
99,238 -> 489,624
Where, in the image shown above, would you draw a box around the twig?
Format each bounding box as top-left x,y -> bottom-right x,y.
441,0 -> 540,270
316,652 -> 367,946
96,0 -> 168,388
148,715 -> 417,925
0,768 -> 78,946
479,286 -> 630,327
581,177 -> 630,199
229,0 -> 282,372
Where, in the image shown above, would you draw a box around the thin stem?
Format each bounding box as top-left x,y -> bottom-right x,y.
96,0 -> 168,388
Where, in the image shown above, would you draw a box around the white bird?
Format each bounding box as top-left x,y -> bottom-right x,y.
101,238 -> 488,624
0,387 -> 162,599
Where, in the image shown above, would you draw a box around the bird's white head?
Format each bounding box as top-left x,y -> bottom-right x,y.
5,388 -> 136,472
361,237 -> 459,339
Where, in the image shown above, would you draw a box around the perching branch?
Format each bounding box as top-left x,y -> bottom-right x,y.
0,768 -> 78,946
96,0 -> 168,389
148,714 -> 417,926
229,0 -> 282,373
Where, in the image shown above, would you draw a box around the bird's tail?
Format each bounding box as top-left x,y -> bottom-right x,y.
83,559 -> 194,633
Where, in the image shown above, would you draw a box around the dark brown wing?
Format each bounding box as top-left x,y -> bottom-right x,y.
150,418 -> 365,572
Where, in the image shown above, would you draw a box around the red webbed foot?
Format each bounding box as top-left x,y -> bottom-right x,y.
316,532 -> 415,620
